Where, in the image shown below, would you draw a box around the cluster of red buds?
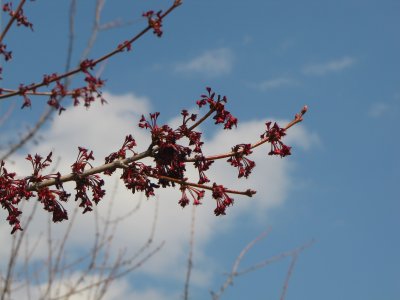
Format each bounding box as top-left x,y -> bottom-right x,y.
143,10 -> 164,37
0,86 -> 307,234
2,2 -> 33,30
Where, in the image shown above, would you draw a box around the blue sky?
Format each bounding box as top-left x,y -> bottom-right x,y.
0,0 -> 399,299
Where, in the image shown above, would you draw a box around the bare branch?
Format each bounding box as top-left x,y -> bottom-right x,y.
183,205 -> 197,300
210,229 -> 271,300
280,253 -> 298,300
211,233 -> 314,300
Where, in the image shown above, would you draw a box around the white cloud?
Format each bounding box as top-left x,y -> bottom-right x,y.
251,77 -> 298,91
368,102 -> 390,118
0,91 -> 316,297
175,48 -> 234,77
302,57 -> 355,75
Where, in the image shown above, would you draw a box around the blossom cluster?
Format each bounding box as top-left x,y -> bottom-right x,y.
0,87 -> 306,234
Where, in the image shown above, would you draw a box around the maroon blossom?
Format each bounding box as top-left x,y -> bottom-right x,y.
79,59 -> 96,72
71,147 -> 105,214
70,73 -> 106,108
0,161 -> 33,233
42,73 -> 59,86
25,153 -> 71,221
117,40 -> 133,52
227,144 -> 256,178
193,155 -> 214,184
25,152 -> 53,183
121,162 -> 159,198
212,183 -> 234,216
143,10 -> 163,37
176,110 -> 204,153
179,185 -> 205,207
0,43 -> 12,61
3,2 -> 33,30
104,134 -> 137,175
18,84 -> 32,108
47,81 -> 67,114
71,147 -> 95,173
197,87 -> 238,129
74,174 -> 105,214
261,122 -> 292,157
139,112 -> 192,186
37,187 -> 69,223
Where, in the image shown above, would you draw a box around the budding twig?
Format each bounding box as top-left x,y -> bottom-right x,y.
0,1 -> 181,100
186,105 -> 308,162
0,0 -> 27,44
156,175 -> 256,197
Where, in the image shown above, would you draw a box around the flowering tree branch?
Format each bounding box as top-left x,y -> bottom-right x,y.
0,0 -> 308,236
0,91 -> 307,234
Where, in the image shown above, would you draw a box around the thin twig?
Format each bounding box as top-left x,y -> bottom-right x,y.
210,229 -> 271,300
0,0 -> 27,44
183,205 -> 196,300
280,253 -> 298,300
81,0 -> 105,60
50,241 -> 165,300
0,200 -> 39,300
0,102 -> 16,127
236,240 -> 314,276
186,106 -> 307,163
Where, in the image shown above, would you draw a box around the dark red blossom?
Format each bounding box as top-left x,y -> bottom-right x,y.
71,147 -> 95,173
25,154 -> 71,221
3,2 -> 33,30
179,185 -> 205,207
37,187 -> 69,222
227,144 -> 255,178
105,135 -> 137,164
0,43 -> 12,61
70,73 -> 106,108
143,10 -> 163,37
261,122 -> 292,157
80,59 -> 96,72
25,152 -> 53,183
139,112 -> 192,184
121,162 -> 159,198
74,174 -> 105,214
197,87 -> 237,129
0,161 -> 33,234
176,110 -> 204,153
193,155 -> 214,184
117,40 -> 132,52
211,183 -> 234,216
18,84 -> 32,109
42,73 -> 59,86
47,81 -> 67,114
71,147 -> 105,213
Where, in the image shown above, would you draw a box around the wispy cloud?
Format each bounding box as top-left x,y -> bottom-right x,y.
302,57 -> 355,76
368,102 -> 390,118
251,77 -> 298,91
175,48 -> 234,77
